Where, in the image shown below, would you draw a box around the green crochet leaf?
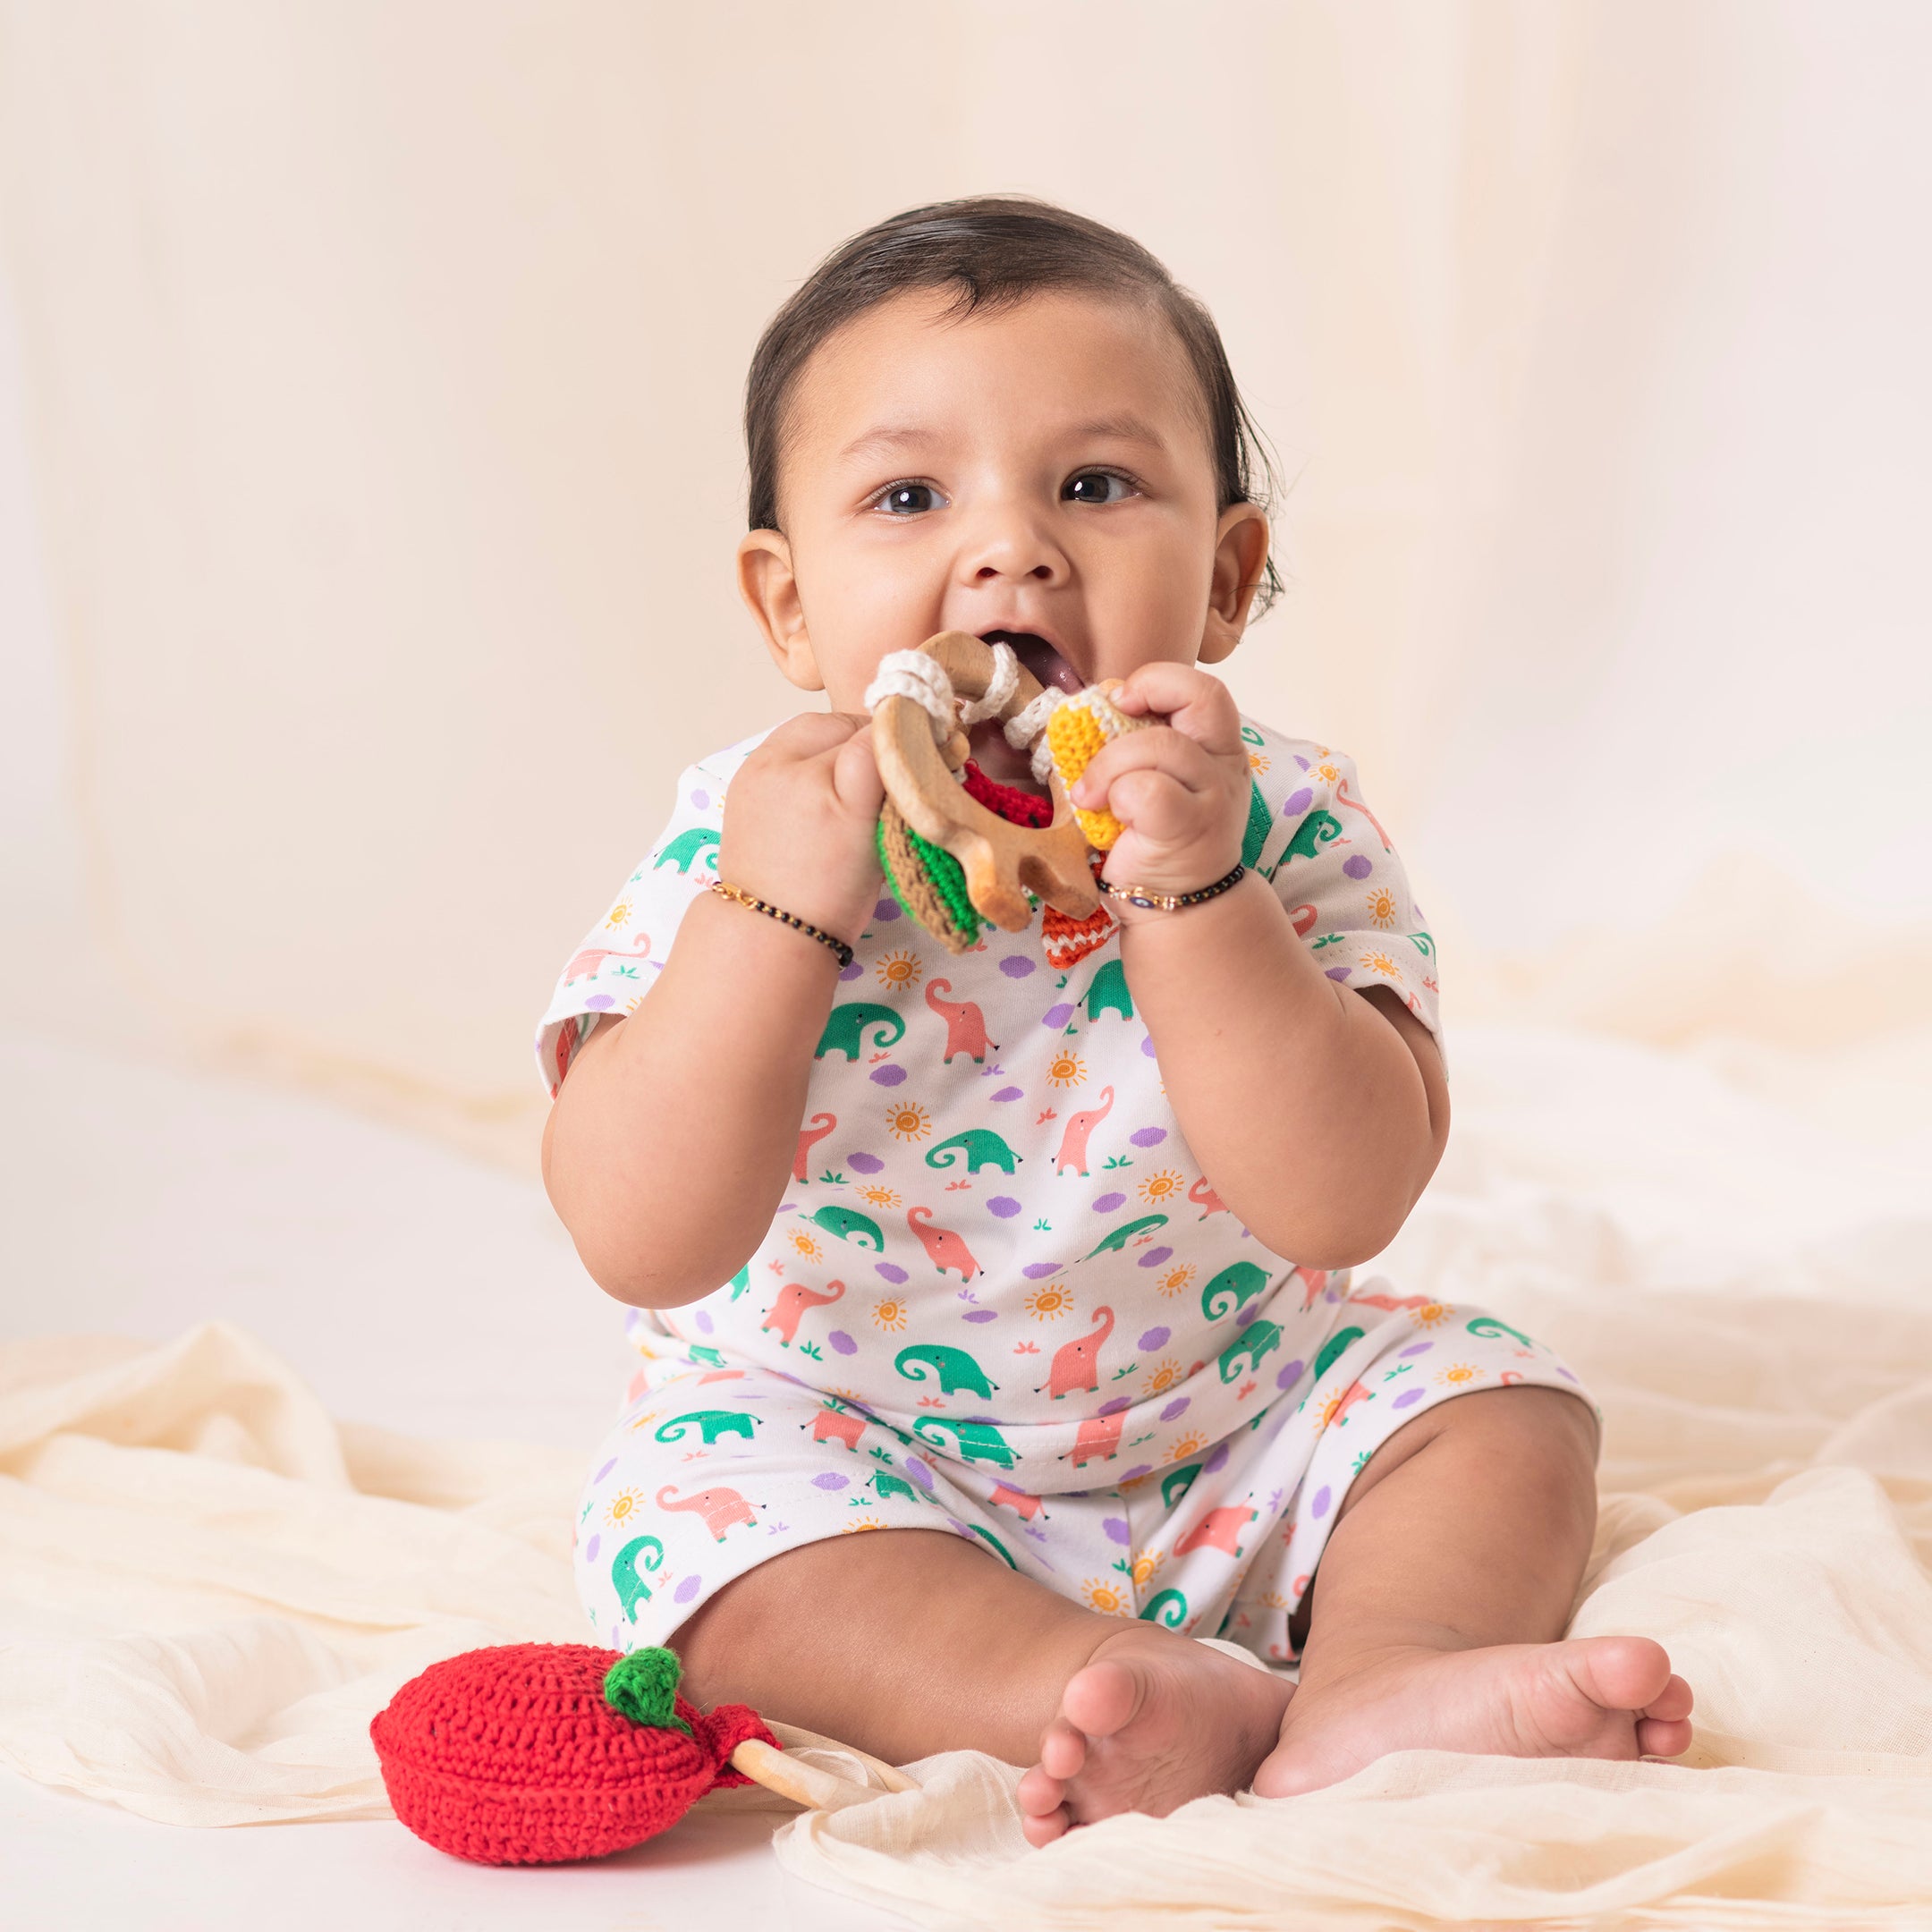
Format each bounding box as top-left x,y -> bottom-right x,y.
603,1646 -> 694,1734
877,814 -> 980,947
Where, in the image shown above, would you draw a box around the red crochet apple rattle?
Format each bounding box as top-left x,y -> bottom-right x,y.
369,1641 -> 911,1866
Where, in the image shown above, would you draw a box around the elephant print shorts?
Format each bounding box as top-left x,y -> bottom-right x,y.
572,1282 -> 1591,1666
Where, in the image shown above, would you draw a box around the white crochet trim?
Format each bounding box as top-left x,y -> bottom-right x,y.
864,651 -> 956,738
956,640 -> 1020,726
1005,686 -> 1064,782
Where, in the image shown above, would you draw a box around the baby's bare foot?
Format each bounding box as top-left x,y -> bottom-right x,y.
1251,1634 -> 1694,1798
1016,1627 -> 1294,1846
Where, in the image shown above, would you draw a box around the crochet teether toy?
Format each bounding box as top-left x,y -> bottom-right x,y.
369,1641 -> 909,1866
866,631 -> 1150,956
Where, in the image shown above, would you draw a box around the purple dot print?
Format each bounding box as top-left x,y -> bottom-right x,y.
999,955 -> 1036,979
1284,786 -> 1313,817
1103,1516 -> 1131,1546
1392,1387 -> 1426,1411
904,1456 -> 934,1489
848,1152 -> 885,1174
1122,1464 -> 1153,1483
1400,1343 -> 1433,1359
875,1261 -> 910,1284
1160,1397 -> 1191,1421
1094,1191 -> 1125,1213
828,1330 -> 857,1355
1140,1326 -> 1170,1352
1141,1035 -> 1159,1058
1309,1484 -> 1333,1521
674,1574 -> 702,1605
693,1309 -> 714,1334
871,1064 -> 908,1086
1129,1127 -> 1167,1148
1043,1004 -> 1074,1029
1022,1262 -> 1060,1280
1235,1303 -> 1261,1329
594,1459 -> 616,1484
991,1087 -> 1023,1102
873,899 -> 902,921
1342,853 -> 1373,880
839,961 -> 864,982
1099,1395 -> 1133,1417
987,1197 -> 1022,1218
1293,755 -> 1310,772
1204,1442 -> 1231,1475
812,1471 -> 849,1490
585,994 -> 614,1010
962,1308 -> 998,1323
1138,1245 -> 1174,1268
691,790 -> 709,809
583,1533 -> 601,1564
1276,1359 -> 1306,1390
1325,967 -> 1352,983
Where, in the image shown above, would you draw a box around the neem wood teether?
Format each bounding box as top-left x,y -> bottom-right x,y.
868,631 -> 1102,947
369,1642 -> 910,1866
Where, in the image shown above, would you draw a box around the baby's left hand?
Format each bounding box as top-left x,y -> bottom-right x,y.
1070,662 -> 1250,901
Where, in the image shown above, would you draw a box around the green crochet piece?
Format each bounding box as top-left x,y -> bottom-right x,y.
602,1645 -> 693,1734
876,815 -> 980,947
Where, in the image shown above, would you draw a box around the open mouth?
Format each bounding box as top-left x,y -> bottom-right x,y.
980,630 -> 1085,696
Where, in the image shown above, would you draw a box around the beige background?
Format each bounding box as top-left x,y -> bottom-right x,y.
3,0 -> 1928,1168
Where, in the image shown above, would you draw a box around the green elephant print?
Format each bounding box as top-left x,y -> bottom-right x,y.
925,1129 -> 1022,1174
1200,1261 -> 1269,1321
1466,1315 -> 1532,1347
1277,809 -> 1343,869
872,1470 -> 922,1506
1313,1325 -> 1365,1382
654,1410 -> 758,1445
816,1003 -> 906,1061
1081,958 -> 1133,1024
653,826 -> 721,875
969,1523 -> 1018,1569
894,1343 -> 997,1399
809,1204 -> 886,1249
611,1534 -> 665,1621
1240,779 -> 1273,872
912,1416 -> 1017,1470
728,1264 -> 751,1301
1139,1587 -> 1189,1628
1161,1462 -> 1202,1509
1217,1319 -> 1284,1382
1080,1213 -> 1168,1262
684,1344 -> 727,1368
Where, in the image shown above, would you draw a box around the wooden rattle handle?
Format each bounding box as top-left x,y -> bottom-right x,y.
871,630 -> 1101,930
728,1736 -> 916,1809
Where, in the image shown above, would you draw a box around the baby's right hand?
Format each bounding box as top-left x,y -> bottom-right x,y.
717,712 -> 886,945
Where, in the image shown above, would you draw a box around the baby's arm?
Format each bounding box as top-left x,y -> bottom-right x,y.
541,714 -> 885,1306
1077,665 -> 1447,1267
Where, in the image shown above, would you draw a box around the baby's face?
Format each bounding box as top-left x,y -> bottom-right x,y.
740,288 -> 1267,752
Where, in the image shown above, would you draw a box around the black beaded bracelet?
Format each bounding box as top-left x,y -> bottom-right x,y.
708,879 -> 855,970
1095,861 -> 1247,914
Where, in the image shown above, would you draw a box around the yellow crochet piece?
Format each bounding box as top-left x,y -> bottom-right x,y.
1047,681 -> 1152,850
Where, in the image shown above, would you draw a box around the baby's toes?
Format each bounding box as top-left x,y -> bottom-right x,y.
1645,1673 -> 1695,1724
1037,1715 -> 1090,1782
1635,1713 -> 1695,1758
1021,1804 -> 1071,1848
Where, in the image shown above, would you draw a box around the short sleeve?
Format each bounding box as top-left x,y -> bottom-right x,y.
533,734 -> 762,1097
1238,721 -> 1442,1053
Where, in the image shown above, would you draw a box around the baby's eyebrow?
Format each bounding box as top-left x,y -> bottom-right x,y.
839,413 -> 1169,464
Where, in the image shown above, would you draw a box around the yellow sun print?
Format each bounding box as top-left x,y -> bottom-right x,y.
1366,886 -> 1400,928
1156,1264 -> 1197,1299
858,1183 -> 902,1209
876,949 -> 923,993
885,1100 -> 933,1142
1080,1577 -> 1134,1616
873,1296 -> 909,1332
1023,1281 -> 1076,1321
605,1487 -> 647,1527
1045,1049 -> 1086,1089
1138,1169 -> 1183,1206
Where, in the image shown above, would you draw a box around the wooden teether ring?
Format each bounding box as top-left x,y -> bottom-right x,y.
869,631 -> 1101,931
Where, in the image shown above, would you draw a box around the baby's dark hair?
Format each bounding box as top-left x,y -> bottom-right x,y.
744,195 -> 1283,617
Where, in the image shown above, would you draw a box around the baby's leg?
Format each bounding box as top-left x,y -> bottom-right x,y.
675,1524 -> 1290,1817
1250,1385 -> 1694,1794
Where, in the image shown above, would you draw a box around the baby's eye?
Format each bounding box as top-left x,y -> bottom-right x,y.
1063,470 -> 1139,505
875,482 -> 945,517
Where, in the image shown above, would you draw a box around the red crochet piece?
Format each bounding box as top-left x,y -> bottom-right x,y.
369,1642 -> 777,1867
962,760 -> 1053,827
962,760 -> 1119,966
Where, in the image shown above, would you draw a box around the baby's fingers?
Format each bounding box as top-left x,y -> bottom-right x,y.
761,709 -> 869,765
1074,724 -> 1222,808
1098,767 -> 1202,847
1113,662 -> 1242,755
831,724 -> 886,818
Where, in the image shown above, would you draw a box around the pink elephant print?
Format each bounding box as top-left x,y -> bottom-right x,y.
809,1402 -> 866,1451
925,979 -> 998,1063
1065,1411 -> 1124,1468
657,1482 -> 757,1540
1054,1087 -> 1115,1176
793,1112 -> 837,1182
988,1481 -> 1044,1520
762,1278 -> 846,1346
907,1207 -> 980,1281
1175,1504 -> 1257,1559
1038,1307 -> 1114,1399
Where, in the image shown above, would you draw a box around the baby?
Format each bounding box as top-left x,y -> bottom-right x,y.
538,197 -> 1692,1842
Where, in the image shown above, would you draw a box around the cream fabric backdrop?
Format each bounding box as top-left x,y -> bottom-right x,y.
2,0 -> 1928,1165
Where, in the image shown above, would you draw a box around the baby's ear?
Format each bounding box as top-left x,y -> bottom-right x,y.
1198,504 -> 1271,665
737,530 -> 825,691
